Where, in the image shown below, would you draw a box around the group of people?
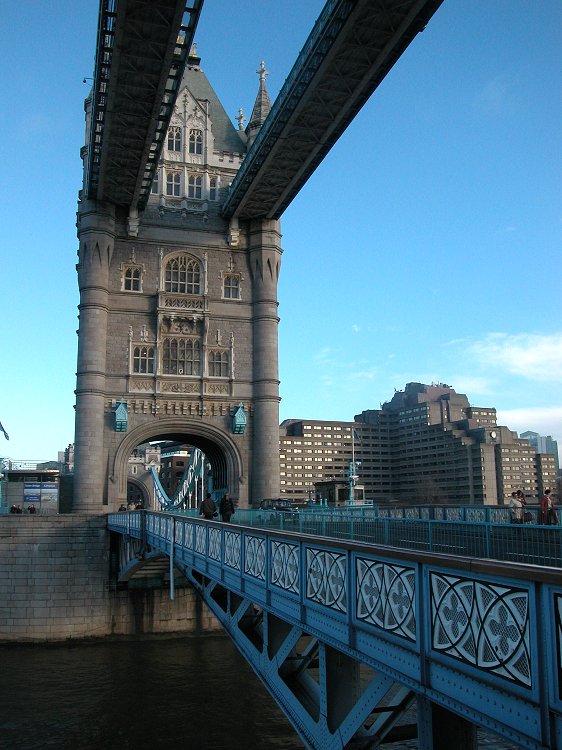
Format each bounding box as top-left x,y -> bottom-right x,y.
199,493 -> 235,522
117,501 -> 143,511
9,504 -> 36,514
509,488 -> 558,525
116,495 -> 234,518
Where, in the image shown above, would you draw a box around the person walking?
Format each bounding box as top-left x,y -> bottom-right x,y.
509,490 -> 524,523
220,494 -> 235,522
199,492 -> 216,520
540,489 -> 558,525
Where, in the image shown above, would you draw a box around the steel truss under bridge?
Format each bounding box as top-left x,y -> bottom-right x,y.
86,0 -> 203,210
109,511 -> 562,750
222,0 -> 443,221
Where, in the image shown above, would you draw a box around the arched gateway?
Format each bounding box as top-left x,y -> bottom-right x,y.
111,419 -> 244,508
73,50 -> 281,513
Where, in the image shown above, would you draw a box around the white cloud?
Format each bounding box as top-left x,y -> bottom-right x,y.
474,74 -> 518,114
352,324 -> 360,333
467,332 -> 562,381
349,369 -> 378,381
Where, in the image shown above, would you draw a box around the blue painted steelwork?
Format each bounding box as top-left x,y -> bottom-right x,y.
151,448 -> 204,511
222,0 -> 444,221
109,511 -> 562,749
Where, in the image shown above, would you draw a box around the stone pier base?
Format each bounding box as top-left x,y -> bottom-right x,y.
0,516 -> 219,642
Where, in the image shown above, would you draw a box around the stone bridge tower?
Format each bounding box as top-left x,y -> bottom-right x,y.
74,50 -> 281,513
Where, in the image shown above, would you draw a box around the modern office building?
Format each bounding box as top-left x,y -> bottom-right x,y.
355,383 -> 556,504
279,418 -> 392,504
520,431 -> 560,473
279,383 -> 557,506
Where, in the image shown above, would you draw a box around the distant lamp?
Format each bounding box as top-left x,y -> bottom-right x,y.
232,402 -> 247,435
115,401 -> 128,432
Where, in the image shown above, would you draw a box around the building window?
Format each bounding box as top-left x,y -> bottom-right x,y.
209,177 -> 217,201
223,275 -> 240,299
124,266 -> 142,292
163,338 -> 201,375
164,256 -> 201,294
189,129 -> 202,155
133,346 -> 154,374
188,174 -> 202,199
151,173 -> 159,194
168,126 -> 181,151
208,350 -> 229,377
166,171 -> 181,197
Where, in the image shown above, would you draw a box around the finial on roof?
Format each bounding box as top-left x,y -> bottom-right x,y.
257,61 -> 269,82
188,42 -> 201,67
236,107 -> 246,131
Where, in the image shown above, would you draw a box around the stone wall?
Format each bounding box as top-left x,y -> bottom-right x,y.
0,516 -> 219,642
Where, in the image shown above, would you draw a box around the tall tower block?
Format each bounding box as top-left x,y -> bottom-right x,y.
74,52 -> 281,512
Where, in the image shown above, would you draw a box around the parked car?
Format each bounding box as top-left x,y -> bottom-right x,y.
259,498 -> 298,512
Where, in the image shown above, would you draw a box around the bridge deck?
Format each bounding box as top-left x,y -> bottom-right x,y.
109,511 -> 562,750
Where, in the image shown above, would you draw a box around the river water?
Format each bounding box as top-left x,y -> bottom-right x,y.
0,634 -> 521,750
0,635 -> 301,750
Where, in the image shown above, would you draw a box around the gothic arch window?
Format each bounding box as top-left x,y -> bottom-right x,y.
163,338 -> 201,375
209,177 -> 218,201
189,129 -> 202,155
223,274 -> 240,300
123,266 -> 142,292
133,346 -> 154,373
168,126 -> 182,151
208,350 -> 229,377
166,171 -> 181,197
164,255 -> 201,294
188,174 -> 202,199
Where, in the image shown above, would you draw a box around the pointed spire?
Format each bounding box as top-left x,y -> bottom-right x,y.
246,61 -> 271,146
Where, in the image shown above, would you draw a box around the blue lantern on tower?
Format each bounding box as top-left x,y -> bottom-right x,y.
232,402 -> 247,435
114,401 -> 128,432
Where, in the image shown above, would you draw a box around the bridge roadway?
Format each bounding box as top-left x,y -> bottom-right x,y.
109,511 -> 562,750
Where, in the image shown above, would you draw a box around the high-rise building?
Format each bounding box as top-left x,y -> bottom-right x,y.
279,419 -> 394,504
520,431 -> 559,473
278,383 -> 557,505
355,383 -> 556,504
279,420 -> 356,504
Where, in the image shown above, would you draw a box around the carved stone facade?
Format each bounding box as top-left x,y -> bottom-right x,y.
74,53 -> 281,512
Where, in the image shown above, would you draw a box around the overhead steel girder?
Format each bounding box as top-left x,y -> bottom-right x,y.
222,0 -> 443,221
85,0 -> 204,211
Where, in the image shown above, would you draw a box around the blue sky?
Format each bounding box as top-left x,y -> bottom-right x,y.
1,1 -> 561,463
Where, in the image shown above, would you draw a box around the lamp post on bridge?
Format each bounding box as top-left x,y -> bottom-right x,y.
348,427 -> 361,505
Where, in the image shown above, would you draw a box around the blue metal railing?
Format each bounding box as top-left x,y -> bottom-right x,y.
108,510 -> 562,750
202,507 -> 562,567
153,504 -> 561,566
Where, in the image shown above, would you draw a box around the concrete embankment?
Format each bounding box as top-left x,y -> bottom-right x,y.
0,515 -> 219,642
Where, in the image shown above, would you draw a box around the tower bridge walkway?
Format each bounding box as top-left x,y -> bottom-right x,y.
108,510 -> 562,750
